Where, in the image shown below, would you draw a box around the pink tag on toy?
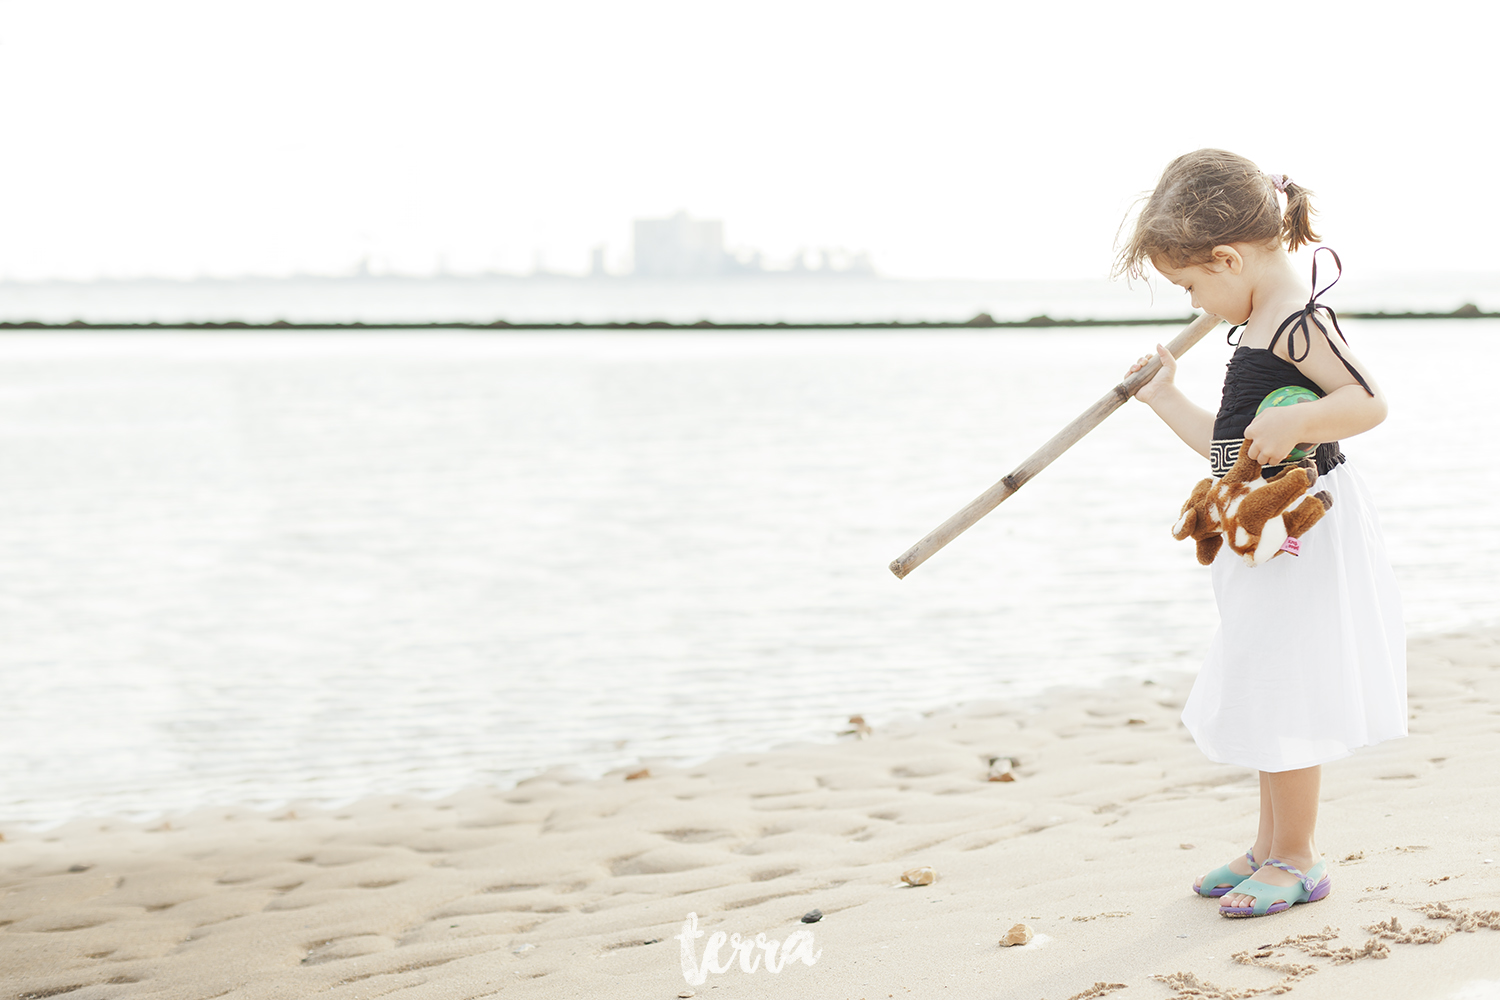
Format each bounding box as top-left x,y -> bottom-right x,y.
1279,536 -> 1301,556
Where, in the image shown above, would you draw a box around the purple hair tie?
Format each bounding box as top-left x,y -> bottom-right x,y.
1269,173 -> 1291,194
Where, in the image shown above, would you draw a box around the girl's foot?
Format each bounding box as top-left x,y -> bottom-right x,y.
1220,852 -> 1322,911
1194,849 -> 1259,896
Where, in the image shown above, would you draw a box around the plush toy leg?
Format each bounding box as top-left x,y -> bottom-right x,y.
1265,458 -> 1319,490
1221,449 -> 1263,485
1280,492 -> 1331,544
1195,534 -> 1223,565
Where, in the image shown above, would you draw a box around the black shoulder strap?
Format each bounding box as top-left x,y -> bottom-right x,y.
1267,248 -> 1373,396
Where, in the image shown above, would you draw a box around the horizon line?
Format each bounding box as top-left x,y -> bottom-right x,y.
3,306 -> 1495,333
4,269 -> 1500,287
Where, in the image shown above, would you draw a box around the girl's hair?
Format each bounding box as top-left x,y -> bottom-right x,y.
1113,148 -> 1319,279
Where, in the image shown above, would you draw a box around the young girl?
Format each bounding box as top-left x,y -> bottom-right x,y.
1120,149 -> 1407,918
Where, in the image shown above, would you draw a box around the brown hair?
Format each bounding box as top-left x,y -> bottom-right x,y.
1113,148 -> 1319,279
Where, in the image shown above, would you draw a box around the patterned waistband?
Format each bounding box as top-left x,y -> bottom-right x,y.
1210,438 -> 1346,479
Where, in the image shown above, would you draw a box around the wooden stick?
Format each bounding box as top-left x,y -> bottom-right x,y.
888,311 -> 1223,579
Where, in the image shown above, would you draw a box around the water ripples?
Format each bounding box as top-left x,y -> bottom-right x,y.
1,324 -> 1494,826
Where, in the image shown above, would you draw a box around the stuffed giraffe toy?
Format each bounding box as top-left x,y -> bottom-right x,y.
1173,449 -> 1333,567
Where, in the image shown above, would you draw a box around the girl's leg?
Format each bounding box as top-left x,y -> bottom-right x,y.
1252,770 -> 1275,861
1194,770 -> 1274,893
1221,765 -> 1323,910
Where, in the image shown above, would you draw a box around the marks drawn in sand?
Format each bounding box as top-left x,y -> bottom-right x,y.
1061,983 -> 1128,1000
1415,901 -> 1500,933
1152,907 -> 1500,1000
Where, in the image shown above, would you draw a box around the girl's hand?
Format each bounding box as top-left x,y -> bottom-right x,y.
1243,405 -> 1313,465
1126,343 -> 1176,406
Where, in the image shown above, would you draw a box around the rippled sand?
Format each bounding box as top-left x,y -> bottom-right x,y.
4,630 -> 1499,999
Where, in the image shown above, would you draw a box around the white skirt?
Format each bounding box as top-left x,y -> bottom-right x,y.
1181,462 -> 1407,772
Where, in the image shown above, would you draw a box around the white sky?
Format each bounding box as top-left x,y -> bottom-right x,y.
1,1 -> 1495,281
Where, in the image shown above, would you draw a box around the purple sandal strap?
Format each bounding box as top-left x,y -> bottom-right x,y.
1261,858 -> 1315,891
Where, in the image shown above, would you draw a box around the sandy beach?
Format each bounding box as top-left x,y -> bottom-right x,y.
3,628 -> 1499,1000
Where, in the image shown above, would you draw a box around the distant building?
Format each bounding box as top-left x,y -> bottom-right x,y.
632,211 -> 726,277
627,210 -> 874,279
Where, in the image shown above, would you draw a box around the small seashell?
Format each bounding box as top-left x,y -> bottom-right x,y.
801,908 -> 823,923
901,866 -> 936,886
841,714 -> 873,738
1127,718 -> 1146,725
999,923 -> 1033,947
986,756 -> 1017,781
625,768 -> 651,781
679,991 -> 696,998
1179,843 -> 1195,850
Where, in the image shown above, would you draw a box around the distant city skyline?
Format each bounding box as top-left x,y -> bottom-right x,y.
198,208 -> 878,281
624,210 -> 873,279
1,3 -> 1496,284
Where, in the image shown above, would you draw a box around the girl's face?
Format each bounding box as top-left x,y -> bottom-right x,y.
1153,257 -> 1253,324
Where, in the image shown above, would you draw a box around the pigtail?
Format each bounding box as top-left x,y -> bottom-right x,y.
1280,180 -> 1321,252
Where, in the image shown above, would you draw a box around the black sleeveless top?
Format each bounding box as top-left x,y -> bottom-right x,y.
1210,248 -> 1374,480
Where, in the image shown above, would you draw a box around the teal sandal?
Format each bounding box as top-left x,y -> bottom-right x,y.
1193,849 -> 1260,898
1218,859 -> 1331,917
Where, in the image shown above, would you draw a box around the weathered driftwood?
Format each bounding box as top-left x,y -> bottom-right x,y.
889,311 -> 1223,579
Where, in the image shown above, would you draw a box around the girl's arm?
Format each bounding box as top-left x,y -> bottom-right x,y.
1241,318 -> 1389,465
1127,343 -> 1214,458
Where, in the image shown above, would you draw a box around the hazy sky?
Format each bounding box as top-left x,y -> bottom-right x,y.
2,1 -> 1495,281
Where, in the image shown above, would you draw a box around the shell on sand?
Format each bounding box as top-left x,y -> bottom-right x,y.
999,923 -> 1034,947
987,756 -> 1017,781
901,866 -> 936,886
842,714 -> 873,738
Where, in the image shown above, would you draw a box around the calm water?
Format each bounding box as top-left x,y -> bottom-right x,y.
2,322 -> 1495,827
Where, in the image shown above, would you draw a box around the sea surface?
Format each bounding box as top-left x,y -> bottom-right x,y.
2,320 -> 1496,827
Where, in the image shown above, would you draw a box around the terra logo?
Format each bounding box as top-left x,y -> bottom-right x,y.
674,912 -> 822,985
